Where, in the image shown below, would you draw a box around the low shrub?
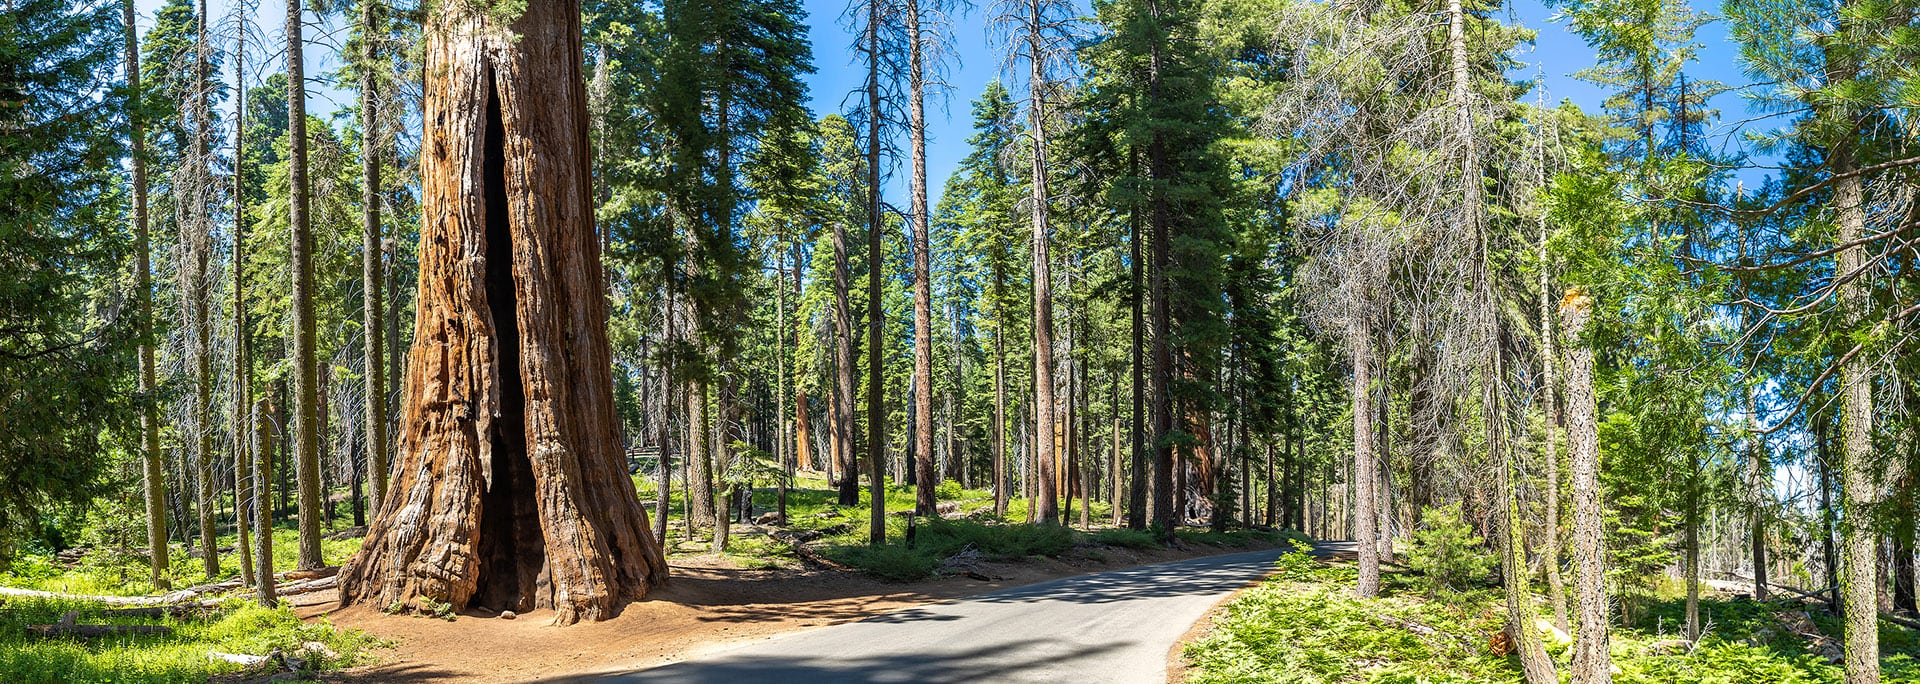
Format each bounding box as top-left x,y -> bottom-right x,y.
1405,503 -> 1495,594
828,543 -> 943,582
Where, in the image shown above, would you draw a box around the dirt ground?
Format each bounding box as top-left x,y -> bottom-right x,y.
303,541 -> 1279,683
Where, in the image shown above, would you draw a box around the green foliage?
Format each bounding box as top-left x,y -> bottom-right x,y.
0,598 -> 380,683
1184,560 -> 1511,684
1404,503 -> 1496,594
0,0 -> 133,566
1186,560 -> 1920,684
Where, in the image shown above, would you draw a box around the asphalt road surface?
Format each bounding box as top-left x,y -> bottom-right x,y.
602,542 -> 1349,684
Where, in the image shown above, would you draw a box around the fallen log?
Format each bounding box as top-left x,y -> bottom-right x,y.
0,581 -> 235,607
69,605 -> 220,620
282,566 -> 339,582
209,651 -> 271,667
1707,575 -> 1920,631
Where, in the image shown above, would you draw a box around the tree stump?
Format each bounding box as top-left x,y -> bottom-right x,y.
338,0 -> 666,625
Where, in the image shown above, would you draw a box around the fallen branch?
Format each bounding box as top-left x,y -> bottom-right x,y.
759,525 -> 852,571
209,651 -> 271,667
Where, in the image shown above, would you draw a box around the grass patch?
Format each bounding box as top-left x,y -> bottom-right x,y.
3,525 -> 363,598
0,597 -> 380,683
1185,549 -> 1920,683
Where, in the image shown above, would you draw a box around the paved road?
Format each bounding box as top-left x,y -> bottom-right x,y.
599,542 -> 1348,684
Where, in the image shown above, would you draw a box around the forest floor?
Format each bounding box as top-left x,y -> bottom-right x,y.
1175,548 -> 1920,683
318,531 -> 1293,682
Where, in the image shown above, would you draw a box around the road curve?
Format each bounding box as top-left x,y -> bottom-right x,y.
595,544 -> 1336,684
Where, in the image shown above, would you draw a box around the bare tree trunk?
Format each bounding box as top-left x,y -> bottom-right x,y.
1146,30 -> 1174,542
1561,290 -> 1609,684
1025,12 -> 1059,526
1351,314 -> 1378,597
907,0 -> 937,517
687,381 -> 714,531
792,243 -> 813,476
993,261 -> 1009,518
254,398 -> 277,607
339,0 -> 668,624
655,292 -> 676,546
287,0 -> 325,572
1834,138 -> 1879,684
231,12 -> 255,588
124,0 -> 170,592
1451,0 -> 1550,677
1127,149 -> 1147,529
834,218 -> 859,507
361,0 -> 390,515
1538,209 -> 1567,630
863,0 -> 886,545
190,0 -> 218,580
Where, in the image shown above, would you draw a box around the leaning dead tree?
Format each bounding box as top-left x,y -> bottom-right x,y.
339,0 -> 667,625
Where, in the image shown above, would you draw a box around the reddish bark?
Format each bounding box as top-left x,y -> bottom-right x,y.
339,0 -> 666,625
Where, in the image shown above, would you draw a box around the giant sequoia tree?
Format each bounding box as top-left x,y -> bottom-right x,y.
340,0 -> 667,625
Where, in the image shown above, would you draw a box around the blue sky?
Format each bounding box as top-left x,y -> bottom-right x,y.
138,0 -> 1770,208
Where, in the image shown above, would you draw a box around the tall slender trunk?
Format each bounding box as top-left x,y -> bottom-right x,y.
287,0 -> 325,571
864,2 -> 886,544
1146,11 -> 1175,541
993,261 -> 1009,517
1685,451 -> 1701,639
1111,373 -> 1123,526
655,290 -> 675,545
1538,206 -> 1567,630
1351,313 -> 1379,597
688,380 -> 713,531
907,0 -> 937,517
1026,4 -> 1059,526
124,0 -> 170,591
1561,291 -> 1610,684
361,0 -> 390,515
1834,136 -> 1879,684
253,398 -> 278,606
776,243 -> 791,517
1451,0 -> 1550,678
191,0 -> 217,580
232,16 -> 255,587
1127,145 -> 1147,530
1819,415 -> 1838,607
834,216 -> 858,506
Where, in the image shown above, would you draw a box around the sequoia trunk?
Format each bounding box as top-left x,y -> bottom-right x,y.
339,0 -> 667,625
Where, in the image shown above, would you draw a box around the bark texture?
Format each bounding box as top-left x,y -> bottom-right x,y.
340,0 -> 667,625
1561,290 -> 1610,684
124,0 -> 170,592
1351,314 -> 1379,598
361,0 -> 390,514
288,0 -> 325,572
907,0 -> 937,516
1834,144 -> 1878,684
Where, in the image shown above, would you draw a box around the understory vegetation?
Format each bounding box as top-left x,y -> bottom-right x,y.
1185,550 -> 1920,684
0,598 -> 378,684
656,475 -> 1300,580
